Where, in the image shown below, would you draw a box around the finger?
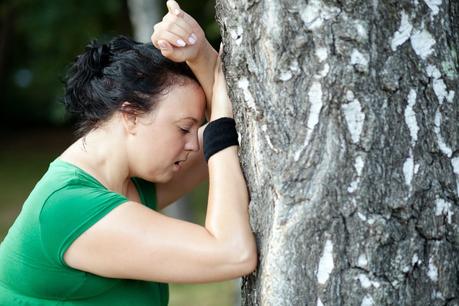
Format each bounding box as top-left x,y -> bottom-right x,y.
157,40 -> 173,51
166,0 -> 183,17
160,43 -> 186,60
156,31 -> 189,48
164,4 -> 200,35
162,13 -> 192,34
161,14 -> 196,45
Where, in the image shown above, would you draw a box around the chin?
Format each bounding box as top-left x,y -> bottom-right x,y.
155,171 -> 175,183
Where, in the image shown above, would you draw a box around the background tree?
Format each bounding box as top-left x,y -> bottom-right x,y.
216,0 -> 459,305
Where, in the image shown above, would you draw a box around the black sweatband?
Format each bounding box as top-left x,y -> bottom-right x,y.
203,117 -> 239,161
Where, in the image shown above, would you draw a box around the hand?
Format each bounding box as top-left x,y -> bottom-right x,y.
210,45 -> 233,120
151,0 -> 206,63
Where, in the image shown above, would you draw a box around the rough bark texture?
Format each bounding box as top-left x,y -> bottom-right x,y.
216,0 -> 459,305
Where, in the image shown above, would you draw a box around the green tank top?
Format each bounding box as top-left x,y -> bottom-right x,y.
0,158 -> 169,305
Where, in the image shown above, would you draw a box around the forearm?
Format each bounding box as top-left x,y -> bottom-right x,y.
186,41 -> 218,118
204,146 -> 256,259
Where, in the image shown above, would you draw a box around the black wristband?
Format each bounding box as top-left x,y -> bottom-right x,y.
203,117 -> 239,161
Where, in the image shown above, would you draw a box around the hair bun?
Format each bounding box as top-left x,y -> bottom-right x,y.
85,40 -> 111,77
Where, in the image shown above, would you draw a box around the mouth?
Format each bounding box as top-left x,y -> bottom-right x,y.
174,158 -> 187,167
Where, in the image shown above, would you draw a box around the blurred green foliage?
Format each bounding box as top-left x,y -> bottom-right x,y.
0,0 -> 218,129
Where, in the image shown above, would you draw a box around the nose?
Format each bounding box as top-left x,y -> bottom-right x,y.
185,132 -> 200,152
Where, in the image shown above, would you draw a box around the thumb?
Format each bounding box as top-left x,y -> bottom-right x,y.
166,0 -> 182,16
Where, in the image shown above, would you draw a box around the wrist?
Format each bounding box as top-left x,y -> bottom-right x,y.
186,41 -> 217,67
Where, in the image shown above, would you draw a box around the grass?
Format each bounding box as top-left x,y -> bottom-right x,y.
0,128 -> 238,306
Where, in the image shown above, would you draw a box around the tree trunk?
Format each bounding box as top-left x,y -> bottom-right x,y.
127,0 -> 162,42
216,0 -> 459,305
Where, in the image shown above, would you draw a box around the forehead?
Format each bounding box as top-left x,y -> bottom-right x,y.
154,81 -> 205,122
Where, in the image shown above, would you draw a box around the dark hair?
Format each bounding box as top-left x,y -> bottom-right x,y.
63,35 -> 197,137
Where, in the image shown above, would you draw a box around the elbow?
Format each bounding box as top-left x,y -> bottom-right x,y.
237,244 -> 258,276
243,251 -> 258,275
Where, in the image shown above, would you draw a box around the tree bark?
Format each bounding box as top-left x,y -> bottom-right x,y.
216,0 -> 459,305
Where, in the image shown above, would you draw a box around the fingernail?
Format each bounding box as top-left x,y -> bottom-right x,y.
174,9 -> 181,15
176,39 -> 186,47
188,34 -> 196,45
158,41 -> 168,50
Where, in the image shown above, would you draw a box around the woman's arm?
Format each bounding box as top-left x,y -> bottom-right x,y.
151,1 -> 221,208
151,0 -> 218,118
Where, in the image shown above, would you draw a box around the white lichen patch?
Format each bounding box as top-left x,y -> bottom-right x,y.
391,11 -> 412,51
341,99 -> 365,144
307,82 -> 323,130
428,258 -> 438,282
432,290 -> 445,300
317,64 -> 330,78
237,77 -> 257,112
451,157 -> 459,196
354,22 -> 368,40
300,0 -> 340,30
358,254 -> 368,267
317,239 -> 334,284
412,254 -> 420,266
357,212 -> 367,221
279,71 -> 293,81
356,274 -> 380,289
423,0 -> 442,16
346,90 -> 355,102
294,81 -> 323,161
410,29 -> 436,60
290,59 -> 300,72
426,64 -> 442,78
316,47 -> 328,62
357,274 -> 371,288
434,110 -> 453,157
426,65 -> 455,104
317,298 -> 324,306
355,156 -> 364,176
446,91 -> 455,103
403,155 -> 414,186
361,295 -> 374,306
351,49 -> 369,70
435,198 -> 454,223
229,26 -> 243,45
348,180 -> 359,193
428,66 -> 447,103
261,124 -> 279,153
404,89 -> 419,146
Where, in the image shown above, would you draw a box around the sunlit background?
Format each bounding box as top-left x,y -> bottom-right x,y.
0,0 -> 241,305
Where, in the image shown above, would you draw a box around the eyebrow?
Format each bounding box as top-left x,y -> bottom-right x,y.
182,116 -> 198,123
177,116 -> 205,125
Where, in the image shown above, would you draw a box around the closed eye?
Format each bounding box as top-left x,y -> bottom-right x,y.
179,127 -> 190,134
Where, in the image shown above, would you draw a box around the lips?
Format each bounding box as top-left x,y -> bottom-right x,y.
174,158 -> 187,166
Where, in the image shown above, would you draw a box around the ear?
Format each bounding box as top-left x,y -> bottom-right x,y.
120,102 -> 138,134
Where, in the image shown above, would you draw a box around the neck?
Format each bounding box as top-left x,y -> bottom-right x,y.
62,126 -> 130,196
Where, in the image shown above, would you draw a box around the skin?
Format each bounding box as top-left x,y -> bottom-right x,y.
60,1 -> 257,284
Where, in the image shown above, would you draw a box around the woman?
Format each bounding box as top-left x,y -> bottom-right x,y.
0,1 -> 257,305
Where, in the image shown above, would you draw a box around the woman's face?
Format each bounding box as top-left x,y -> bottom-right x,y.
127,80 -> 206,182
